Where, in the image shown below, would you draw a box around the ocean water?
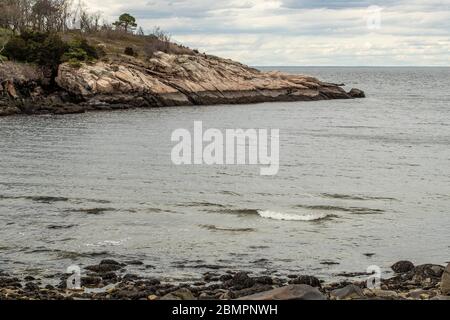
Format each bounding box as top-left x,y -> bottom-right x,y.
0,67 -> 449,282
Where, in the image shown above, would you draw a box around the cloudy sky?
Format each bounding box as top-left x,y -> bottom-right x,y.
84,0 -> 450,66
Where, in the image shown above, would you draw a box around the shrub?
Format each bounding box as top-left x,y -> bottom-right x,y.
0,28 -> 13,62
78,39 -> 100,59
62,38 -> 99,64
124,47 -> 135,56
3,36 -> 29,61
4,31 -> 68,71
67,59 -> 82,69
63,47 -> 88,62
4,32 -> 100,71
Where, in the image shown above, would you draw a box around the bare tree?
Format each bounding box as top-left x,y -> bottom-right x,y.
152,26 -> 171,43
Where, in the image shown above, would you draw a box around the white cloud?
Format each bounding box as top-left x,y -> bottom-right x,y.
83,0 -> 450,66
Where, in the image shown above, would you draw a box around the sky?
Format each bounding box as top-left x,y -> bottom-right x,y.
84,0 -> 450,66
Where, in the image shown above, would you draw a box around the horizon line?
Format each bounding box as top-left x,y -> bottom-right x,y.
253,65 -> 450,68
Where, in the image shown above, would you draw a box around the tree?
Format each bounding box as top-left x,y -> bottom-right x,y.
136,26 -> 145,36
113,13 -> 137,33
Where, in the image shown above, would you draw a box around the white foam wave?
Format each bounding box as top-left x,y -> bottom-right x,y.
257,210 -> 331,221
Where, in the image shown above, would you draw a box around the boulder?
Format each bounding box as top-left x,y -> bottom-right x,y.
330,284 -> 365,300
85,263 -> 122,273
225,272 -> 255,290
348,88 -> 365,98
288,275 -> 321,288
81,276 -> 102,288
238,284 -> 326,300
370,289 -> 398,299
411,264 -> 444,284
391,261 -> 415,273
161,288 -> 196,300
407,289 -> 437,300
441,263 -> 450,295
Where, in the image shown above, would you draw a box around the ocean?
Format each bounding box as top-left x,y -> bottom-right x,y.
0,67 -> 449,282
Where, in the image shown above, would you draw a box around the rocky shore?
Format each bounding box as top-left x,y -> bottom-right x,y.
0,52 -> 364,117
1,260 -> 449,300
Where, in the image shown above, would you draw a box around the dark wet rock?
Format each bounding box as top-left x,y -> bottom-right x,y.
219,274 -> 233,282
24,282 -> 40,292
238,284 -> 326,300
47,224 -> 77,230
81,276 -> 102,288
85,263 -> 122,273
100,272 -> 119,281
100,259 -> 122,266
121,274 -> 141,282
225,272 -> 255,290
195,264 -> 225,270
161,288 -> 196,300
254,276 -> 274,285
142,278 -> 161,286
391,260 -> 415,273
233,284 -> 274,298
24,276 -> 36,281
348,88 -> 365,98
335,271 -> 369,277
364,253 -> 376,257
0,277 -> 22,288
441,263 -> 450,295
201,284 -> 220,292
320,261 -> 340,265
111,289 -> 149,300
330,284 -> 366,300
203,272 -> 220,282
410,264 -> 444,285
72,208 -> 115,215
125,260 -> 144,265
288,275 -> 321,288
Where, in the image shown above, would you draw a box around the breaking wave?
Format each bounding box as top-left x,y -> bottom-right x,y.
257,210 -> 335,221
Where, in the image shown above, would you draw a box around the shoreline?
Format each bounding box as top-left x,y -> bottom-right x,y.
1,259 -> 449,300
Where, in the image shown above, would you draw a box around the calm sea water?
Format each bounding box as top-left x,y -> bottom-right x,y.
0,67 -> 449,282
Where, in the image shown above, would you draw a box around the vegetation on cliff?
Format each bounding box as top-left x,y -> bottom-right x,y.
0,0 -> 196,69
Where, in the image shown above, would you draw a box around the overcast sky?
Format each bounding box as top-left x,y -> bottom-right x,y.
84,0 -> 450,66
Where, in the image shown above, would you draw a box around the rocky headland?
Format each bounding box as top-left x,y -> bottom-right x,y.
0,52 -> 364,117
1,260 -> 449,300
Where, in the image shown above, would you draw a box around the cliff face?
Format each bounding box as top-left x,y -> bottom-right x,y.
1,52 -> 364,116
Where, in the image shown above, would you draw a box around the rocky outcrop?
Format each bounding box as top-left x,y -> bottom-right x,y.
56,52 -> 362,109
1,52 -> 364,116
441,263 -> 450,295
